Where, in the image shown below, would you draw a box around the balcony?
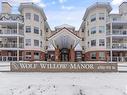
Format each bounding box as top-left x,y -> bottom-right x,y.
107,43 -> 127,49
106,29 -> 127,36
106,17 -> 127,23
0,29 -> 24,36
109,56 -> 127,62
0,43 -> 24,48
0,56 -> 24,61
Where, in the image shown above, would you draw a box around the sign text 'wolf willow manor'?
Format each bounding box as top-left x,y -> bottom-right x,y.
11,62 -> 117,72
0,2 -> 127,62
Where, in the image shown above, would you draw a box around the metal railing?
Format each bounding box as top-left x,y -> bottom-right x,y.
109,56 -> 127,62
107,43 -> 127,49
0,56 -> 24,61
106,29 -> 127,35
0,29 -> 24,35
0,43 -> 24,48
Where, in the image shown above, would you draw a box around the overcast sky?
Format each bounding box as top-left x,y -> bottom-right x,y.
0,0 -> 127,30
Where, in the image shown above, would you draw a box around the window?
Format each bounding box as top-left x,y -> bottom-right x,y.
82,46 -> 84,50
91,14 -> 96,22
99,39 -> 105,46
88,30 -> 89,36
34,14 -> 39,22
82,29 -> 84,32
82,38 -> 84,41
88,42 -> 89,47
91,27 -> 96,34
34,40 -> 39,46
25,39 -> 31,46
46,28 -> 48,32
99,26 -> 105,33
99,13 -> 105,20
90,52 -> 96,59
34,27 -> 39,34
34,52 -> 40,60
91,40 -> 96,46
25,52 -> 31,60
99,52 -> 105,60
40,30 -> 42,36
40,41 -> 42,47
25,13 -> 31,20
26,26 -> 31,33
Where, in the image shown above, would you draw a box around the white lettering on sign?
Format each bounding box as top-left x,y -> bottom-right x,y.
11,62 -> 117,72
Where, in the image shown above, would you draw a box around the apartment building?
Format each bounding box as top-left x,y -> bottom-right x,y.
80,2 -> 127,62
0,2 -> 127,62
0,2 -> 49,61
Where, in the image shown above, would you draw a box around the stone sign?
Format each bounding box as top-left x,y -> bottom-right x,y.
10,62 -> 118,72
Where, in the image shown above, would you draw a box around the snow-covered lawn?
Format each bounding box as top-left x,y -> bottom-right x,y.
0,72 -> 127,95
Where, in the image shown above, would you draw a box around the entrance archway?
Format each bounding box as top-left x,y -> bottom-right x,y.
48,27 -> 81,62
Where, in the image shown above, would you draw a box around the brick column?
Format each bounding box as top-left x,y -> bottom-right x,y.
70,48 -> 75,62
55,48 -> 60,62
31,51 -> 34,61
40,52 -> 45,61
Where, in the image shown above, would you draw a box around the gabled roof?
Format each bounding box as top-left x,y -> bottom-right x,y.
75,44 -> 82,51
55,24 -> 75,29
48,27 -> 81,39
47,43 -> 55,51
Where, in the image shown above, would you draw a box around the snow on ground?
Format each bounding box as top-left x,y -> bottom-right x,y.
0,72 -> 127,95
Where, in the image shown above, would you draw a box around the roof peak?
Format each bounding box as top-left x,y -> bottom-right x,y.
55,24 -> 75,29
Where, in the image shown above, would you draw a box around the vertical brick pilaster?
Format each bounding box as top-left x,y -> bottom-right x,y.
31,51 -> 34,61
55,48 -> 60,62
96,52 -> 99,61
40,52 -> 45,61
70,48 -> 75,62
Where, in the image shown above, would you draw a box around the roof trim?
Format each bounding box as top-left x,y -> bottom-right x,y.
48,27 -> 81,39
2,2 -> 12,7
18,3 -> 47,20
83,2 -> 112,20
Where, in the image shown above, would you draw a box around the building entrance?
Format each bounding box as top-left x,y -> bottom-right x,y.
61,48 -> 69,61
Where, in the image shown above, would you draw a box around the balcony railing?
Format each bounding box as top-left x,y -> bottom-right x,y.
106,17 -> 127,23
0,29 -> 24,36
109,56 -> 127,62
106,29 -> 127,35
107,43 -> 127,49
0,56 -> 24,61
0,43 -> 24,48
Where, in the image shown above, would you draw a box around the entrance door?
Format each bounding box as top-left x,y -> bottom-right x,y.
61,48 -> 69,61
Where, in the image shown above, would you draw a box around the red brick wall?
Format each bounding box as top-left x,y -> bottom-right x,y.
55,48 -> 60,62
84,51 -> 108,61
23,50 -> 45,61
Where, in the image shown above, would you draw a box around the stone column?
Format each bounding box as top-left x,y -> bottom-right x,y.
55,46 -> 60,62
70,46 -> 75,62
